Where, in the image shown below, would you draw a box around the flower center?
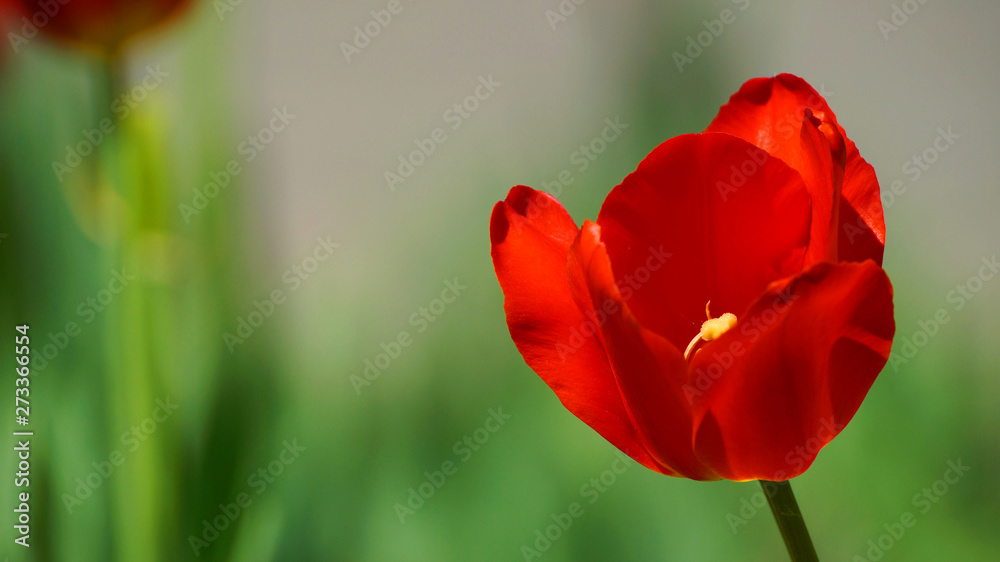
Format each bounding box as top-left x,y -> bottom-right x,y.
683,301 -> 737,361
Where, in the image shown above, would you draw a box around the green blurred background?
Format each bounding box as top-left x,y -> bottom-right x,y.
1,0 -> 998,560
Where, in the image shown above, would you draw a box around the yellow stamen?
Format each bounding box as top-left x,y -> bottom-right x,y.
683,301 -> 737,361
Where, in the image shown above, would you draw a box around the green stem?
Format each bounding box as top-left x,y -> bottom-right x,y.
760,480 -> 819,562
98,54 -> 168,562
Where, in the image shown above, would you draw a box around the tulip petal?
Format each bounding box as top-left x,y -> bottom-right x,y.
490,186 -> 664,473
705,73 -> 886,265
687,260 -> 894,481
14,0 -> 193,52
568,221 -> 717,480
597,133 -> 811,352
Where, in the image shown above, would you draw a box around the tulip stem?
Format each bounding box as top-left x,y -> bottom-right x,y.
760,480 -> 819,562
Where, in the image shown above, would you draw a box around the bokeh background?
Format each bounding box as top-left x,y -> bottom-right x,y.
1,0 -> 998,560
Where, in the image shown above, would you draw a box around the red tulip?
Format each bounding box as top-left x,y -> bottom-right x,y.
10,0 -> 192,54
490,74 -> 894,482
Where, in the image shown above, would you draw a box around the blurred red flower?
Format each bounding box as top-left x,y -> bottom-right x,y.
10,0 -> 192,54
490,74 -> 894,481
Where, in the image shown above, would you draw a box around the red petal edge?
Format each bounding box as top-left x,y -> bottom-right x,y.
490,186 -> 666,473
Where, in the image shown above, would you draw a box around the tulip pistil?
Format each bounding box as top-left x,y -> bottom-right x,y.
683,301 -> 737,361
